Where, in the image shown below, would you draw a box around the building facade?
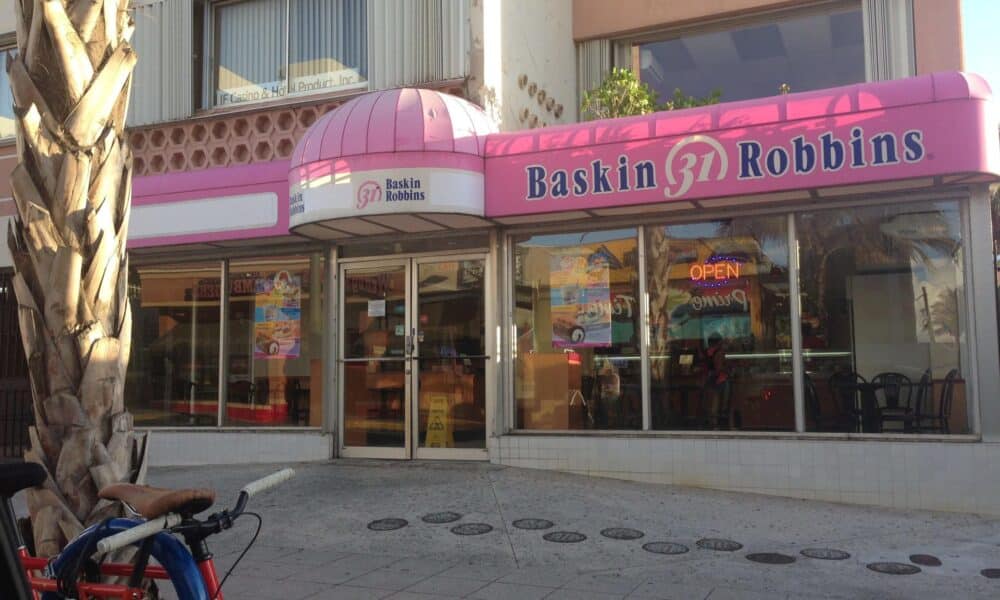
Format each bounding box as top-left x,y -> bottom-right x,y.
3,0 -> 1000,515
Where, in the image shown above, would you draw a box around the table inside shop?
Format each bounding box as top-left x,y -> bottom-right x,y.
662,380 -> 705,428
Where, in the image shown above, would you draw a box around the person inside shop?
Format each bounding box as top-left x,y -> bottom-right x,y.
702,332 -> 731,429
801,321 -> 827,350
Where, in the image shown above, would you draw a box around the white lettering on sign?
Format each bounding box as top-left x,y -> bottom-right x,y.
664,135 -> 728,198
689,289 -> 748,312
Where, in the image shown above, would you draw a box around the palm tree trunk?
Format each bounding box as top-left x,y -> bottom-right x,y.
6,0 -> 148,557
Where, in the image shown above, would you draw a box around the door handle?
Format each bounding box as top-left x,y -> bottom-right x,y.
405,327 -> 416,356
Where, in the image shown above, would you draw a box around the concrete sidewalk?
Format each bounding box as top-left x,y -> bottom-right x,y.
137,460 -> 1000,599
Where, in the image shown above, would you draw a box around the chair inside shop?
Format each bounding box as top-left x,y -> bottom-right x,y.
822,371 -> 865,432
872,372 -> 914,432
914,369 -> 959,434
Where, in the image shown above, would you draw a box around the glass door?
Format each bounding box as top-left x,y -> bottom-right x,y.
339,255 -> 489,459
412,257 -> 488,459
340,260 -> 409,458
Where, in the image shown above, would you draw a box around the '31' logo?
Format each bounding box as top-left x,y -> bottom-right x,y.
663,135 -> 728,198
356,180 -> 382,209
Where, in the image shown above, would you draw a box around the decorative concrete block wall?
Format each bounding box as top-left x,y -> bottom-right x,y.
128,83 -> 468,177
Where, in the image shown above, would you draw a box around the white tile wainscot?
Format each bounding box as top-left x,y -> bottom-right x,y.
492,435 -> 1000,516
143,430 -> 333,466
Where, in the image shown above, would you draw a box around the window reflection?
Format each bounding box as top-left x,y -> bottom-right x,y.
342,266 -> 407,447
636,6 -> 864,103
289,0 -> 367,95
1,48 -> 16,139
647,217 -> 793,430
213,0 -> 367,107
225,255 -> 325,427
417,260 -> 487,449
126,264 -> 222,426
214,0 -> 288,106
514,229 -> 641,430
797,202 -> 968,434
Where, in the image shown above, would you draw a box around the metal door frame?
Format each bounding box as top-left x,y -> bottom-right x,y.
338,257 -> 411,459
338,254 -> 491,460
411,253 -> 491,460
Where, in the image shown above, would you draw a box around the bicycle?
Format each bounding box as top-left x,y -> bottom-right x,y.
1,461 -> 294,599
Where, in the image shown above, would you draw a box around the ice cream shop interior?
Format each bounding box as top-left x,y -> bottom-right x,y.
3,0 -> 1000,514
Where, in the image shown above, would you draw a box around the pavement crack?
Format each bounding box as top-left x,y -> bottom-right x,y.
487,470 -> 520,568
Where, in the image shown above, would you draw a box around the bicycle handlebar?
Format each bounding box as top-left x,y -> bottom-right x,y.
96,514 -> 182,555
94,468 -> 296,556
240,468 -> 295,500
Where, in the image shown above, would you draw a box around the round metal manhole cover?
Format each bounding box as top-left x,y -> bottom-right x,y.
696,538 -> 743,552
543,531 -> 587,543
512,518 -> 554,530
801,548 -> 851,560
421,512 -> 462,524
867,562 -> 921,575
909,554 -> 941,567
601,527 -> 645,541
642,542 -> 689,555
981,568 -> 1000,579
450,523 -> 493,536
746,552 -> 796,565
367,518 -> 408,531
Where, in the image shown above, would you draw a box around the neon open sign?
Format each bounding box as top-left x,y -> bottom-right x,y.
689,261 -> 741,282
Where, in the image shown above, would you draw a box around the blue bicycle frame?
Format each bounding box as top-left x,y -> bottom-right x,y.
41,518 -> 208,600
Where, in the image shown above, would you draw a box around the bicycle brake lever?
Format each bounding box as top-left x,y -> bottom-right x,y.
202,509 -> 235,533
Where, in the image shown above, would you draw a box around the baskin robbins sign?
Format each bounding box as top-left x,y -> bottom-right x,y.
484,73 -> 1000,216
289,164 -> 486,229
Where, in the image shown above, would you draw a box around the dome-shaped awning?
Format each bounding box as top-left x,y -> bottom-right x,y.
289,88 -> 497,239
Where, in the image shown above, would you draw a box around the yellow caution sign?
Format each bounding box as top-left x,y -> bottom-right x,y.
425,393 -> 453,448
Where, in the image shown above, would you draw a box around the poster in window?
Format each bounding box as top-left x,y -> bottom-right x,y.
254,271 -> 301,359
550,251 -> 612,347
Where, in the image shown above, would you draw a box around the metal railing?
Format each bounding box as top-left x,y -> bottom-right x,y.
1,271 -> 32,460
0,378 -> 33,460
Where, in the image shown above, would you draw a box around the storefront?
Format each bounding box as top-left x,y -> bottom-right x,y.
121,72 -> 1000,512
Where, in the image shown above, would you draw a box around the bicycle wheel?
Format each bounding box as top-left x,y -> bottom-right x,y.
45,518 -> 208,600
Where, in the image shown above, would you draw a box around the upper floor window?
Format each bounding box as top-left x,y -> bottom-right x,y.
211,0 -> 367,108
1,47 -> 17,140
632,3 -> 864,104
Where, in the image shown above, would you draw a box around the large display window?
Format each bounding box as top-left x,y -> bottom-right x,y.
797,201 -> 969,434
647,217 -> 793,431
508,198 -> 975,436
634,3 -> 864,104
513,229 -> 642,430
0,47 -> 15,140
225,254 -> 325,427
125,254 -> 325,429
125,263 -> 222,426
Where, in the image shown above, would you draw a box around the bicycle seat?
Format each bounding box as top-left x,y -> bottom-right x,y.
99,483 -> 215,519
0,462 -> 46,497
